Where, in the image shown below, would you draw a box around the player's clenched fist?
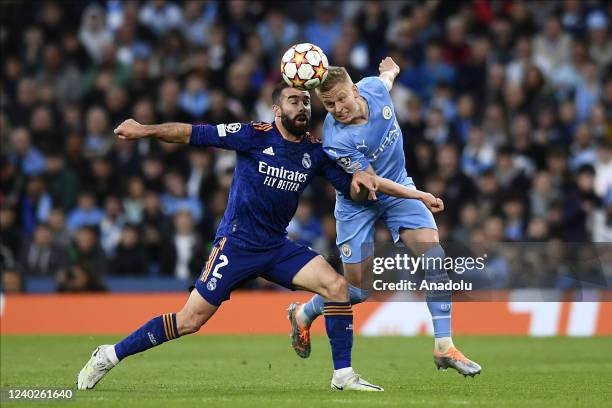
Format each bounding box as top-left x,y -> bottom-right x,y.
420,192 -> 444,214
379,57 -> 400,76
114,119 -> 146,140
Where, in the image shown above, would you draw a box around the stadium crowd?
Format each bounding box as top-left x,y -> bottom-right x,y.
1,0 -> 611,293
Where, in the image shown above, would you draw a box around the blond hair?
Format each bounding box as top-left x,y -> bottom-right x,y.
317,66 -> 353,95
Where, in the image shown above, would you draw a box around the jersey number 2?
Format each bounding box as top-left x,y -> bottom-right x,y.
212,255 -> 229,279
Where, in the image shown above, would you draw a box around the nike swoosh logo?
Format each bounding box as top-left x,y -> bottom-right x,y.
332,383 -> 343,390
360,383 -> 383,390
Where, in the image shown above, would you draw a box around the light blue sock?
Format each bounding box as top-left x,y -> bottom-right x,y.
423,245 -> 452,338
302,285 -> 369,324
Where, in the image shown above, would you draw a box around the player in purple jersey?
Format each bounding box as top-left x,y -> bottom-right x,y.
76,82 -> 440,392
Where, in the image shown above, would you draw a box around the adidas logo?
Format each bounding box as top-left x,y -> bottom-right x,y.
263,146 -> 275,156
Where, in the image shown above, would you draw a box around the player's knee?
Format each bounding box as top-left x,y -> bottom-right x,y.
324,275 -> 349,302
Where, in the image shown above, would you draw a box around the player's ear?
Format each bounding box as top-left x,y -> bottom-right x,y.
272,104 -> 281,117
352,84 -> 359,97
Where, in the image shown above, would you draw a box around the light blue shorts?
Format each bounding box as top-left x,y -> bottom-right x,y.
335,193 -> 437,264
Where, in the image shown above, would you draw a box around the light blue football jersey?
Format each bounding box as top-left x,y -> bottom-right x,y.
322,76 -> 411,211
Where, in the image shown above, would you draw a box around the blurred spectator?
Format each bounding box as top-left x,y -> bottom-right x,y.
19,176 -> 53,236
424,107 -> 458,146
139,0 -> 184,37
8,127 -> 46,176
48,208 -> 71,250
69,226 -> 109,278
29,105 -> 59,153
161,210 -> 206,279
304,2 -> 342,55
575,59 -> 600,122
84,106 -> 113,157
594,142 -> 612,200
461,126 -> 496,177
530,171 -> 560,219
141,155 -> 165,192
37,43 -> 82,105
44,152 -> 79,212
90,157 -> 120,201
443,16 -> 470,68
79,4 -> 114,63
100,196 -> 126,257
181,1 -> 217,46
502,196 -> 527,241
203,89 -> 240,124
105,85 -> 131,126
436,143 -> 476,225
586,10 -> 612,67
156,77 -> 192,122
123,177 -> 146,223
257,9 -> 298,55
288,198 -> 323,248
178,73 -> 209,118
451,202 -> 479,243
18,223 -> 69,277
161,171 -> 203,223
112,224 -> 148,276
7,78 -> 38,126
355,1 -> 388,66
570,124 -> 598,171
533,14 -> 572,79
67,191 -> 104,232
0,206 -> 23,260
142,190 -> 171,273
2,268 -> 24,293
186,149 -> 218,205
563,165 -> 601,241
57,262 -> 107,292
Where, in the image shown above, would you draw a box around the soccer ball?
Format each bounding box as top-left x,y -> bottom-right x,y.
280,43 -> 329,90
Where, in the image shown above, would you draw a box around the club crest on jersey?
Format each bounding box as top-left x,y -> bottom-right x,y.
207,277 -> 217,291
225,123 -> 242,133
382,106 -> 392,120
341,244 -> 352,258
302,153 -> 311,169
339,157 -> 351,167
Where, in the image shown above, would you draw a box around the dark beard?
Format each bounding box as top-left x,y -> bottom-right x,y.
281,113 -> 310,136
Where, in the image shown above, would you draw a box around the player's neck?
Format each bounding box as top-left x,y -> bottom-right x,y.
274,117 -> 303,143
349,97 -> 369,125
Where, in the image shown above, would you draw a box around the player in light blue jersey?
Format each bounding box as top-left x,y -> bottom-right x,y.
288,59 -> 481,377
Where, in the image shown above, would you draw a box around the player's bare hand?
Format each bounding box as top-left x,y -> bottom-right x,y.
351,171 -> 378,201
420,193 -> 444,213
114,119 -> 147,140
379,57 -> 400,76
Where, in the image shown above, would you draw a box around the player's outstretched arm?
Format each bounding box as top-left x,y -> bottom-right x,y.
114,119 -> 191,144
378,57 -> 400,91
375,176 -> 445,213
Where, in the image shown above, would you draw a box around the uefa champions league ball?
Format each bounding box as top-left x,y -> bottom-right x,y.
280,43 -> 329,90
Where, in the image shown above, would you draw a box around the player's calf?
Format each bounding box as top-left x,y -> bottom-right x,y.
76,291 -> 217,390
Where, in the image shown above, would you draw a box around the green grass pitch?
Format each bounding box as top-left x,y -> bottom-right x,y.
2,335 -> 611,407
